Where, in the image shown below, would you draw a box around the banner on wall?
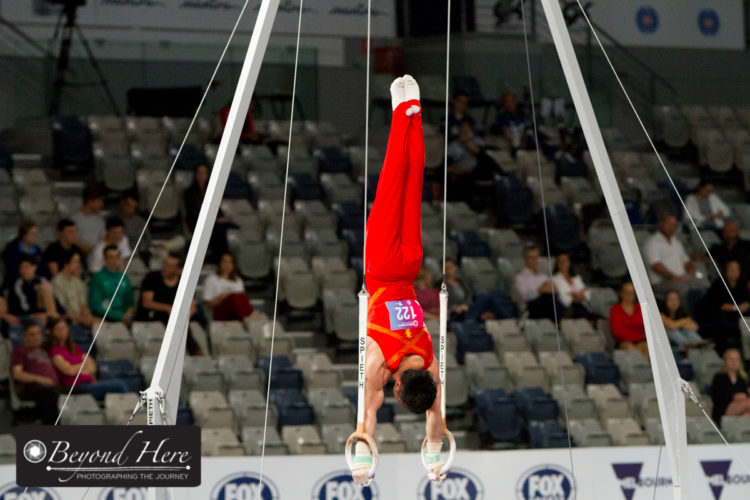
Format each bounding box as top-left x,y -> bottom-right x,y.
0,0 -> 396,40
2,444 -> 750,499
475,0 -> 745,50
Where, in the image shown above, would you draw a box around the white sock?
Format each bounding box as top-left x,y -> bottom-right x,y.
402,75 -> 421,115
390,77 -> 405,110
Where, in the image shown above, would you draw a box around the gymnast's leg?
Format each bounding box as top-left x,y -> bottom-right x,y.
365,76 -> 424,285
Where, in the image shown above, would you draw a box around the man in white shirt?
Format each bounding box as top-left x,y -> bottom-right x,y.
685,182 -> 730,230
88,216 -> 132,273
514,246 -> 557,319
644,214 -> 708,300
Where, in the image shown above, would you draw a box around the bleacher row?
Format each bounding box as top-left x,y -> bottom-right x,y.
2,101 -> 750,458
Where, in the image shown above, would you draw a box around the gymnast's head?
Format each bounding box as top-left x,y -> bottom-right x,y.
394,369 -> 437,414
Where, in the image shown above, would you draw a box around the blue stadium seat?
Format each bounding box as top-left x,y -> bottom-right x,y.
176,400 -> 194,425
451,230 -> 491,260
267,368 -> 304,391
376,403 -> 395,424
269,389 -> 315,427
256,356 -> 293,377
224,171 -> 252,200
514,387 -> 559,422
172,144 -> 208,171
528,420 -> 572,449
554,151 -> 587,181
677,362 -> 695,382
314,147 -> 352,174
451,320 -> 494,364
290,173 -> 325,202
574,352 -> 621,385
341,229 -> 364,259
333,202 -> 364,233
495,176 -> 533,226
475,389 -> 521,442
544,204 -> 581,252
97,359 -> 144,392
366,173 -> 379,202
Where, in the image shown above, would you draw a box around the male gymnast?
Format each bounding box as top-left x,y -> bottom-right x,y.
351,75 -> 446,485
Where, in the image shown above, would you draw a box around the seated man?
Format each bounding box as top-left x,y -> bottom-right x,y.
11,323 -> 60,424
352,76 -> 445,485
43,218 -> 85,279
514,246 -> 557,320
88,216 -> 132,273
645,214 -> 708,300
7,256 -> 59,324
88,245 -> 135,325
136,253 -> 202,354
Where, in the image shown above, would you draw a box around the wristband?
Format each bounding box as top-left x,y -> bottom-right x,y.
424,441 -> 442,465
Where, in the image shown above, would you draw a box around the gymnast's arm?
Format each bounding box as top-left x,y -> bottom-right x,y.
363,341 -> 386,437
425,358 -> 444,443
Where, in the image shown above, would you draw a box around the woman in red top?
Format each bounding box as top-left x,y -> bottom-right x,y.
352,75 -> 444,485
609,282 -> 650,361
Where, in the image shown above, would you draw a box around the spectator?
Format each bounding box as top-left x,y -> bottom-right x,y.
51,250 -> 95,329
46,318 -> 128,400
514,246 -> 557,320
135,253 -> 202,355
119,192 -> 150,254
685,181 -> 730,231
203,253 -> 254,321
446,119 -> 501,202
219,96 -> 264,143
2,221 -> 44,290
444,258 -> 470,315
0,296 -> 21,336
88,216 -> 132,273
493,91 -> 527,150
658,289 -> 706,350
71,183 -> 106,254
7,256 -> 59,324
184,163 -> 235,262
414,267 -> 440,320
609,282 -> 649,361
10,323 -> 60,424
552,253 -> 592,319
88,245 -> 135,325
711,348 -> 750,423
644,214 -> 708,300
696,260 -> 749,355
43,219 -> 84,279
710,220 -> 750,284
442,91 -> 474,142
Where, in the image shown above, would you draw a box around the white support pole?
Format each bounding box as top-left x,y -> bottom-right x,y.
145,1 -> 280,499
539,2 -> 688,499
357,289 -> 369,426
439,287 -> 448,419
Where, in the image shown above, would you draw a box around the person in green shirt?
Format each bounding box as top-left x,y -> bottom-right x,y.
88,244 -> 135,325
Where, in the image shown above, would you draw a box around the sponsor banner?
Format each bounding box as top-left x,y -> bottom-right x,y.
15,426 -> 200,487
475,0 -> 744,50
0,0 -> 396,40
0,445 -> 749,499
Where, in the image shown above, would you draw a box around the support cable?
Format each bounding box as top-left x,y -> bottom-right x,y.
258,0 -> 305,492
520,0 -> 576,481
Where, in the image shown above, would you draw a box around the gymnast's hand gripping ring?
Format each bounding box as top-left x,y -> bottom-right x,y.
345,430 -> 379,486
420,426 -> 456,481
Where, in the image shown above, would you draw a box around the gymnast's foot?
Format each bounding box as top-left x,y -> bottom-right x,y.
402,74 -> 421,116
391,76 -> 405,110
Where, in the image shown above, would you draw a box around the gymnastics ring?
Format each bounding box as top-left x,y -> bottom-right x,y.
345,430 -> 379,485
420,427 -> 456,481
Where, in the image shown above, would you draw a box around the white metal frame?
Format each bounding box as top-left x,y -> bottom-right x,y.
144,1 -> 281,499
540,1 -> 688,498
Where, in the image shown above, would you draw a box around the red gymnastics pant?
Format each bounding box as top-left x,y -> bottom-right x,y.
365,99 -> 425,290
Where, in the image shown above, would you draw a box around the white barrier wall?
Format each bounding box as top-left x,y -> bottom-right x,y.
2,444 -> 749,499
